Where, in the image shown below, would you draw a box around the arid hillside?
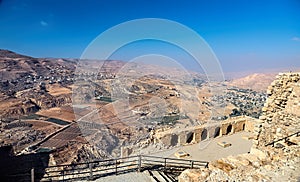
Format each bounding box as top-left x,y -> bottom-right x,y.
227,73 -> 277,92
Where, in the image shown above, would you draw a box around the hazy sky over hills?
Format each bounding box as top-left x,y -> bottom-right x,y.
0,0 -> 299,72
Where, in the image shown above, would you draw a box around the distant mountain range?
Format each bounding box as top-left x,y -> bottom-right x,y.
226,73 -> 276,92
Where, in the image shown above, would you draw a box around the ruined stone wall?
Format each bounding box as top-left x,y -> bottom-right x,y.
253,72 -> 300,147
155,115 -> 257,147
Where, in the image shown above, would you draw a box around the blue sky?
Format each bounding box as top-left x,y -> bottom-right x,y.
0,0 -> 299,72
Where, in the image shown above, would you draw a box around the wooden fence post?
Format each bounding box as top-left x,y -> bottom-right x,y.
138,155 -> 142,172
89,163 -> 93,179
31,168 -> 34,182
115,160 -> 118,175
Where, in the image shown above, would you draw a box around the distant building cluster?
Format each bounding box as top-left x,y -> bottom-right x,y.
211,87 -> 267,119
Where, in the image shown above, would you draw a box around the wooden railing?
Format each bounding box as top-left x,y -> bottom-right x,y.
37,155 -> 208,181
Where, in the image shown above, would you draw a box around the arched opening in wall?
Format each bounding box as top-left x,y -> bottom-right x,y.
201,129 -> 208,141
226,124 -> 232,135
170,134 -> 178,146
214,127 -> 221,138
186,132 -> 194,144
242,123 -> 246,130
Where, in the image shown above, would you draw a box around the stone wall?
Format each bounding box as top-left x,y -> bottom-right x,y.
155,115 -> 257,147
253,72 -> 300,147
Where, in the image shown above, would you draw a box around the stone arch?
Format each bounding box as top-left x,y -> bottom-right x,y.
214,127 -> 221,138
186,132 -> 194,144
242,123 -> 246,130
201,129 -> 208,141
226,124 -> 232,135
170,134 -> 178,146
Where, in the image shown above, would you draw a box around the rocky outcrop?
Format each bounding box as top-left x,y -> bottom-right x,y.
255,72 -> 300,147
49,142 -> 108,166
0,92 -> 71,118
179,145 -> 300,181
31,94 -> 72,109
0,120 -> 46,152
0,99 -> 40,118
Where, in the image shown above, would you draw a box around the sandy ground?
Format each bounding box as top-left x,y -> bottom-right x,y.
47,84 -> 72,96
149,131 -> 253,162
24,119 -> 62,134
37,106 -> 76,122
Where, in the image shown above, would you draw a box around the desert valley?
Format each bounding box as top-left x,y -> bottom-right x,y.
0,49 -> 299,181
